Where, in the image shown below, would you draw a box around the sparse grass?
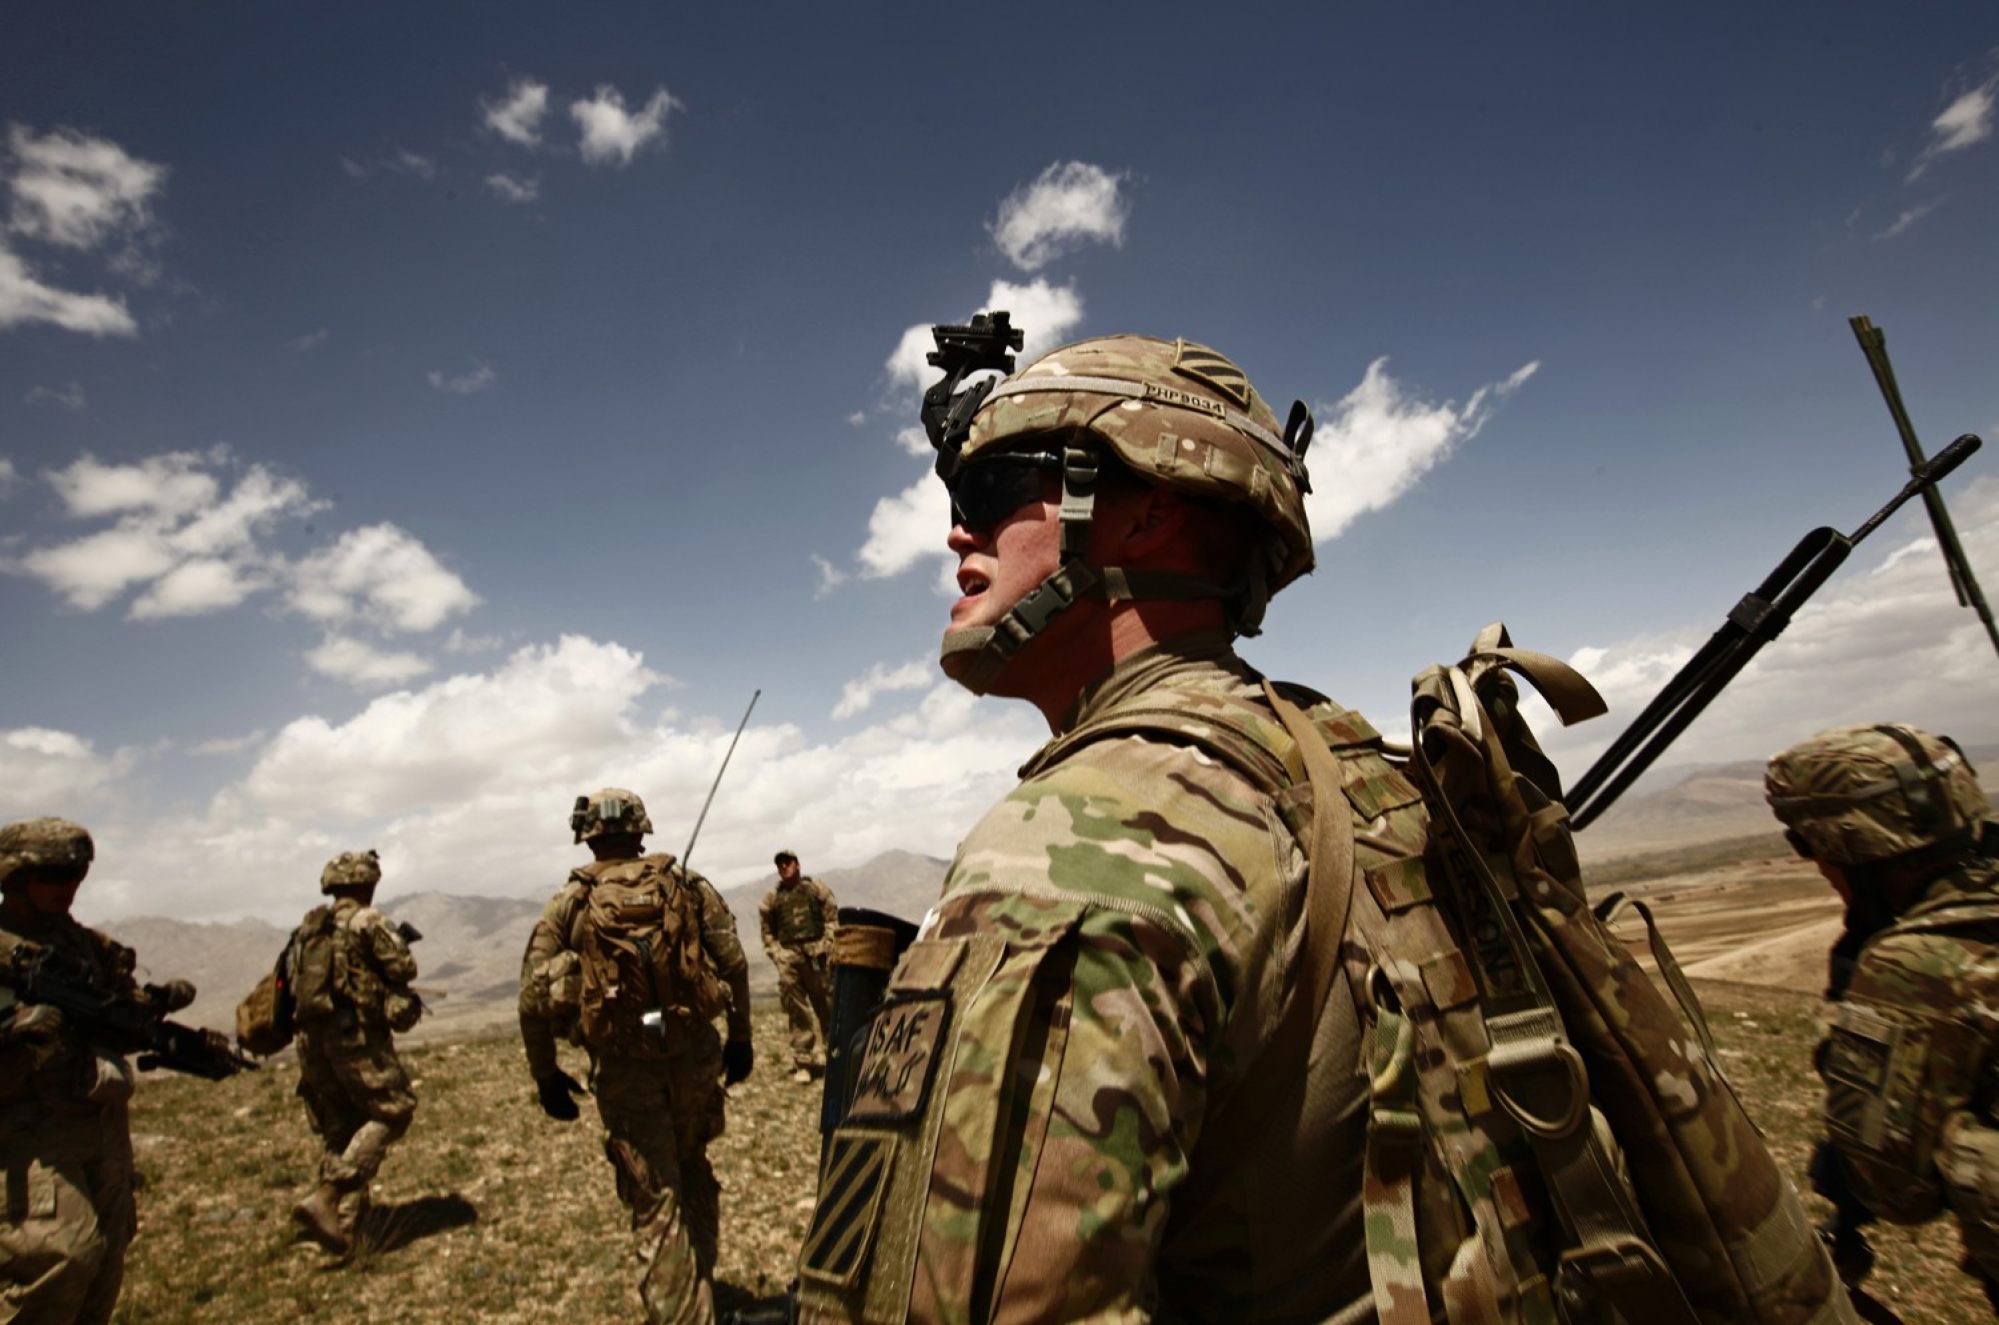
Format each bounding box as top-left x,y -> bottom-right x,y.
111,986 -> 1989,1322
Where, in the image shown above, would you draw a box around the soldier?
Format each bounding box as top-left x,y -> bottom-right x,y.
518,789 -> 753,1325
287,849 -> 424,1256
758,850 -> 836,1084
796,331 -> 1848,1323
1768,724 -> 1999,1307
0,817 -> 194,1323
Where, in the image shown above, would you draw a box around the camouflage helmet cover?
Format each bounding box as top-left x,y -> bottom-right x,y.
320,848 -> 382,893
0,817 -> 95,888
963,334 -> 1316,596
1765,724 -> 1988,868
571,787 -> 652,843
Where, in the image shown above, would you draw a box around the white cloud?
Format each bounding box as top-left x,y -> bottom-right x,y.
857,472 -> 951,581
810,553 -> 849,598
289,522 -> 481,633
832,659 -> 932,719
1524,476 -> 1999,777
290,328 -> 329,352
0,457 -> 16,496
0,245 -> 136,335
1908,75 -> 1997,180
846,411 -> 867,428
894,424 -> 930,458
69,634 -> 1046,923
1873,200 -> 1940,240
24,381 -> 86,411
6,126 -> 166,250
1305,357 -> 1539,542
428,361 -> 496,394
570,86 -> 681,167
131,557 -> 263,619
305,635 -> 435,688
485,173 -> 540,205
20,523 -> 178,610
442,626 -> 504,654
483,77 -> 551,147
387,149 -> 436,181
0,727 -> 140,818
49,450 -> 220,520
990,161 -> 1129,271
340,156 -> 369,180
190,729 -> 266,757
884,278 -> 1084,392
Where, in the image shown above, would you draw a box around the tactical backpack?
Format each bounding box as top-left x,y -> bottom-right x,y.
1080,626 -> 1851,1324
235,941 -> 296,1056
575,853 -> 729,1052
288,905 -> 346,1023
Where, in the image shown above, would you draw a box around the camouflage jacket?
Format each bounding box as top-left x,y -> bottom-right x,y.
761,876 -> 837,955
0,909 -> 154,1121
289,897 -> 418,1029
798,632 -> 1413,1324
1821,832 -> 1999,1265
518,853 -> 753,1079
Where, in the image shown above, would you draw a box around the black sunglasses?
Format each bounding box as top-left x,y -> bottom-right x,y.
945,451 -> 1063,533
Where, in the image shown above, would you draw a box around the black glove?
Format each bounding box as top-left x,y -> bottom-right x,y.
723,1039 -> 754,1085
535,1068 -> 586,1121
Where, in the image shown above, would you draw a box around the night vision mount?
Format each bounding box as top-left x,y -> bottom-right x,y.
921,310 -> 1024,480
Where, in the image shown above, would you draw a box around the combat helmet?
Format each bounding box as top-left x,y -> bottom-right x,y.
0,817 -> 94,889
570,788 -> 652,844
1765,723 -> 1989,868
320,849 -> 382,894
922,314 -> 1316,694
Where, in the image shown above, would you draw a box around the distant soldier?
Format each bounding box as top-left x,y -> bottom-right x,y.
1768,724 -> 1999,1308
758,850 -> 836,1084
286,849 -> 424,1255
0,817 -> 195,1323
518,789 -> 753,1325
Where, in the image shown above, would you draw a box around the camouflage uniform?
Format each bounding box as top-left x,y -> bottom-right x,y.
0,818 -> 165,1325
519,793 -> 752,1325
288,852 -> 421,1253
759,867 -> 836,1074
1769,724 -> 1999,1300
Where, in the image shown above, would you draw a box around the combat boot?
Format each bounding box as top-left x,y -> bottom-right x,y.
292,1182 -> 351,1254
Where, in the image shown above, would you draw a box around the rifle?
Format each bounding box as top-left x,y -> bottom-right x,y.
3,943 -> 256,1080
1567,431 -> 1983,829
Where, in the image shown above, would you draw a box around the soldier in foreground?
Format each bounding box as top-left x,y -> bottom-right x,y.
518,789 -> 754,1325
796,328 -> 1848,1323
1768,724 -> 1999,1308
758,849 -> 835,1084
0,818 -> 196,1322
287,849 -> 424,1255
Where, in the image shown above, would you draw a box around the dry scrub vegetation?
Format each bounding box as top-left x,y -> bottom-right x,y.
111,985 -> 1989,1322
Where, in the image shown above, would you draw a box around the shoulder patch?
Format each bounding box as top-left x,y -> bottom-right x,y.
799,1130 -> 895,1287
1824,1002 -> 1899,1095
846,990 -> 951,1124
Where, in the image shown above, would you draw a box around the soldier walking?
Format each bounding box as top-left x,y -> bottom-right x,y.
0,818 -> 197,1323
518,789 -> 753,1325
758,850 -> 835,1084
1768,724 -> 1999,1309
287,849 -> 424,1256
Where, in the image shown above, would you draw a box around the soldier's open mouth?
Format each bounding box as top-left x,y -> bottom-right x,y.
957,570 -> 990,597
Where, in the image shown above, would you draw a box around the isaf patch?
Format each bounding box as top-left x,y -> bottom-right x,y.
799,1132 -> 894,1287
845,990 -> 950,1124
1172,338 -> 1252,408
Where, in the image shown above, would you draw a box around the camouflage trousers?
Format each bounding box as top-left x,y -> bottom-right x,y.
774,948 -> 832,1070
0,1106 -> 134,1325
594,1028 -> 727,1325
295,1021 -> 416,1226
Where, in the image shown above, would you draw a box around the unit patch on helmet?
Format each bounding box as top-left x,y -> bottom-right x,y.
799,1130 -> 895,1287
845,990 -> 950,1124
1172,338 -> 1252,408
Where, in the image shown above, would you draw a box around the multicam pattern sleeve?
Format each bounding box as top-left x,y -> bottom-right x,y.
518,880 -> 588,1081
799,724 -> 1300,1323
694,874 -> 754,1044
351,906 -> 418,987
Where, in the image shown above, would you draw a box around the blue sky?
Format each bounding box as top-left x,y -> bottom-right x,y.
4,5 -> 1996,922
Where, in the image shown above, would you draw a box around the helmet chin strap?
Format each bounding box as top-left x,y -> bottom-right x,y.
939,444 -> 1246,695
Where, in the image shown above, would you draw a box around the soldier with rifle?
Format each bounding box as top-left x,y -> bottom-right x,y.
0,816 -> 248,1323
